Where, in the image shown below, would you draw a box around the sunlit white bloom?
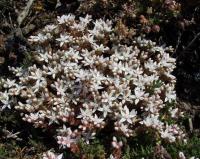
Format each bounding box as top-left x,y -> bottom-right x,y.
0,91 -> 11,110
111,45 -> 134,61
77,107 -> 95,120
118,123 -> 131,136
37,50 -> 52,63
141,115 -> 163,130
91,114 -> 104,125
98,104 -> 111,117
57,135 -> 77,148
132,75 -> 146,89
101,91 -> 116,106
57,14 -> 75,24
89,19 -> 112,37
3,79 -> 16,88
165,86 -> 176,103
51,80 -> 67,96
93,19 -> 112,32
132,87 -> 146,104
119,89 -> 135,104
169,108 -> 179,118
47,66 -> 59,79
29,68 -> 47,92
92,43 -> 109,52
161,131 -> 175,143
145,59 -> 158,73
46,111 -> 59,125
71,15 -> 91,31
119,105 -> 137,124
29,33 -> 49,42
63,48 -> 82,62
43,24 -> 57,32
79,14 -> 92,26
82,34 -> 95,44
56,34 -> 73,47
90,69 -> 106,84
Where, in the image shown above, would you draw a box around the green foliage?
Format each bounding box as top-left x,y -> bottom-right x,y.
0,144 -> 8,158
77,139 -> 106,159
122,145 -> 154,159
147,80 -> 162,95
20,52 -> 33,69
166,135 -> 200,158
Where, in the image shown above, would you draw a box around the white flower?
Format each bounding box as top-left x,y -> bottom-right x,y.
132,87 -> 145,104
79,14 -> 92,26
98,104 -> 111,117
93,19 -> 112,32
72,15 -> 92,31
90,82 -> 104,91
101,91 -> 116,106
63,48 -> 82,62
179,152 -> 186,159
29,33 -> 49,42
29,68 -> 43,80
119,89 -> 135,104
145,59 -> 158,73
56,34 -> 73,47
160,128 -> 176,142
77,107 -> 95,120
140,115 -> 163,130
47,66 -> 59,79
8,83 -> 24,96
91,114 -> 104,125
90,69 -> 106,85
51,80 -> 67,96
165,90 -> 176,103
0,91 -> 11,110
57,135 -> 76,148
92,43 -> 109,52
3,79 -> 16,88
57,14 -> 75,24
46,112 -> 59,125
118,123 -> 130,136
82,34 -> 95,44
29,68 -> 47,92
38,51 -> 52,63
119,106 -> 137,124
89,19 -> 112,37
169,108 -> 178,118
132,75 -> 146,89
43,24 -> 57,32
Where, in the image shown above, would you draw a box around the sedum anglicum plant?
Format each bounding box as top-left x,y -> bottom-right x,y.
0,14 -> 185,157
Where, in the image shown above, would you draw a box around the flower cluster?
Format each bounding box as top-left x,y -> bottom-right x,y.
0,14 -> 184,153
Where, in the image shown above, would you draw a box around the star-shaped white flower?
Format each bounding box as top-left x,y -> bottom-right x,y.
56,34 -> 73,47
119,105 -> 137,124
